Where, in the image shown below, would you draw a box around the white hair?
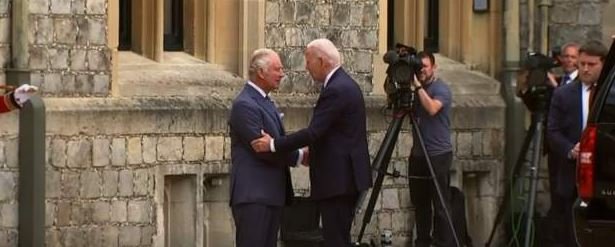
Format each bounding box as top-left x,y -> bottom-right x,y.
307,39 -> 341,67
249,48 -> 277,78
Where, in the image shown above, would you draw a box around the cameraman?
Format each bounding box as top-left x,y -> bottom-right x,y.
408,51 -> 455,247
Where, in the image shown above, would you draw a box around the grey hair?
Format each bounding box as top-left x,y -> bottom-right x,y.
307,39 -> 341,67
249,48 -> 277,78
561,42 -> 580,53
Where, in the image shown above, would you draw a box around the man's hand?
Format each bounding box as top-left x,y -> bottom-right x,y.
14,84 -> 38,106
301,147 -> 309,167
569,142 -> 580,160
547,72 -> 558,88
251,130 -> 272,152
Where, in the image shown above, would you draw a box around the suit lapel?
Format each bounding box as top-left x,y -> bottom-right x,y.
245,85 -> 285,134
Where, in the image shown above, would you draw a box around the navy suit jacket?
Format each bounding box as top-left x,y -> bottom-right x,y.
229,84 -> 299,207
273,68 -> 372,200
547,80 -> 583,197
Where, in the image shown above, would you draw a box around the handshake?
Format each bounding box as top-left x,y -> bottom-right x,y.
251,130 -> 310,167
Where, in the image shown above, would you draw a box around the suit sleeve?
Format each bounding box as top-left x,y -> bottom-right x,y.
274,86 -> 344,153
230,100 -> 299,165
547,88 -> 575,159
0,92 -> 20,113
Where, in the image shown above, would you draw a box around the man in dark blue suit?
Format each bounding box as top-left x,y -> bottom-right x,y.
251,38 -> 372,247
229,48 -> 306,247
547,40 -> 607,247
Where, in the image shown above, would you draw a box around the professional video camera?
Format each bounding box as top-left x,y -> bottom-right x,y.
517,52 -> 559,112
383,43 -> 423,110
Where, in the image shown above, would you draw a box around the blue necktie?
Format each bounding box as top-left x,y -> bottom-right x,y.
562,75 -> 570,85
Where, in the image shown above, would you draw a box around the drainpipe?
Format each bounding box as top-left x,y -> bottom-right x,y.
501,0 -> 524,207
539,0 -> 552,54
9,0 -> 46,246
528,0 -> 535,52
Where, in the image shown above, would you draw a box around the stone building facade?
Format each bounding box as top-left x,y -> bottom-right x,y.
0,0 -> 513,246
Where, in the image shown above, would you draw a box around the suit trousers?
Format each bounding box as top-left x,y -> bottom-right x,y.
546,193 -> 576,247
409,152 -> 454,247
318,194 -> 359,247
232,203 -> 282,247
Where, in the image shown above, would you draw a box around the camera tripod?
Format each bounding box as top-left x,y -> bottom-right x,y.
485,108 -> 547,247
353,108 -> 461,247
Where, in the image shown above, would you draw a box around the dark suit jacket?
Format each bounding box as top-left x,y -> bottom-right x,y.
229,84 -> 299,207
273,68 -> 372,200
547,80 -> 583,197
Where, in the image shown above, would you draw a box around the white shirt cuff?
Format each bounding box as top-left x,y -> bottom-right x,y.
270,139 -> 276,152
295,149 -> 304,166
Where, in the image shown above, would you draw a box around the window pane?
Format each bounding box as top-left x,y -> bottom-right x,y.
164,0 -> 184,51
119,0 -> 132,50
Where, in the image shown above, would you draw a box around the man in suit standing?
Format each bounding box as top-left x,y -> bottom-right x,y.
228,48 -> 306,247
557,42 -> 580,86
251,38 -> 372,247
547,40 -> 607,247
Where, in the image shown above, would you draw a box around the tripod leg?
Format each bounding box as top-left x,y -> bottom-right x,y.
485,121 -> 537,246
524,115 -> 545,247
355,112 -> 407,244
409,115 -> 461,247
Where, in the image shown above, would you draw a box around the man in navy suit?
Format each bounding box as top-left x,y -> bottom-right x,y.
229,48 -> 306,247
547,40 -> 607,247
251,39 -> 372,247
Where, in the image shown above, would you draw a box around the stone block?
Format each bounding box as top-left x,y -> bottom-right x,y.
45,230 -> 61,247
0,172 -> 16,201
64,228 -> 85,246
67,139 -> 92,168
457,132 -> 472,157
56,201 -> 71,226
157,137 -> 182,161
102,170 -> 119,197
0,0 -> 7,14
0,18 -> 9,43
43,73 -> 62,93
224,136 -> 231,160
472,131 -> 482,156
550,3 -> 576,24
332,4 -> 350,26
183,136 -> 204,161
295,1 -> 312,23
50,0 -> 71,14
143,136 -> 157,164
72,0 -> 85,14
266,1 -> 279,24
92,201 -> 110,223
46,169 -> 61,198
0,46 -> 7,70
61,171 -> 80,198
133,169 -> 151,196
285,27 -> 302,47
111,200 -> 127,222
45,202 -> 55,227
313,5 -> 330,26
86,0 -> 106,14
349,5 -> 363,26
397,132 -> 413,158
382,188 -> 400,209
70,49 -> 87,71
93,138 -> 110,167
74,74 -> 91,93
279,1 -> 294,24
282,48 -> 305,71
377,211 -> 392,229
362,3 -> 378,27
54,18 -> 77,44
392,211 -> 409,232
80,171 -> 101,198
93,74 -> 110,95
118,170 -> 133,196
578,3 -> 601,25
141,226 -> 155,245
70,202 -> 88,225
368,132 -> 385,157
111,138 -> 126,167
302,28 -> 320,46
265,26 -> 285,48
0,203 -> 17,227
119,226 -> 141,246
128,200 -> 150,223
61,74 -> 76,94
205,136 -> 224,161
29,46 -> 48,69
347,50 -> 373,73
87,49 -> 110,71
86,18 -> 107,45
5,139 -> 16,168
101,226 -> 119,246
127,137 -> 143,165
29,0 -> 49,14
399,188 -> 411,208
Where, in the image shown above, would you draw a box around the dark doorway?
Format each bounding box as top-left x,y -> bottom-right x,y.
424,0 -> 439,53
164,0 -> 184,51
387,0 -> 396,50
118,0 -> 132,51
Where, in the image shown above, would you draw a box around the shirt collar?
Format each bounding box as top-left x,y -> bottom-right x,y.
323,66 -> 341,88
247,80 -> 268,98
568,70 -> 578,80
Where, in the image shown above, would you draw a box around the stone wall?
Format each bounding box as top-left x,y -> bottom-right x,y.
265,0 -> 378,94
